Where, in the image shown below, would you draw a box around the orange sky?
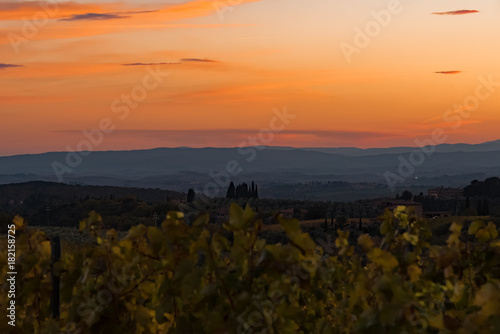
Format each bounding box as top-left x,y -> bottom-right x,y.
1,0 -> 499,155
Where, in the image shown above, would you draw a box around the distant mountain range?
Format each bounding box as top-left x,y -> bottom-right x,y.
1,140 -> 500,199
265,139 -> 500,156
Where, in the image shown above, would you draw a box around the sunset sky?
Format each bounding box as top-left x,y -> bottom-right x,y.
1,0 -> 499,156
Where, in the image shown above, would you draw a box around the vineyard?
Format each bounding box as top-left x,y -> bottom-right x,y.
1,205 -> 500,333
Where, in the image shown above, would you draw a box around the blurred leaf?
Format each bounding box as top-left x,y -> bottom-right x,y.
358,234 -> 374,252
14,215 -> 25,230
147,226 -> 165,256
126,225 -> 146,240
468,220 -> 484,235
368,248 -> 398,272
407,264 -> 421,282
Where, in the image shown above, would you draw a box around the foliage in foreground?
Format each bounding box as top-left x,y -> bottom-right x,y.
1,205 -> 500,334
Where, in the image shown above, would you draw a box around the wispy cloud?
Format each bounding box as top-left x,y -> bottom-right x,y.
181,58 -> 218,63
0,63 -> 23,70
122,59 -> 218,66
125,10 -> 159,15
422,105 -> 478,124
0,0 -> 262,45
60,13 -> 129,21
435,71 -> 462,75
0,2 -> 23,10
282,129 -> 399,140
432,10 -> 479,15
63,129 -> 398,142
60,10 -> 158,21
0,1 -> 112,21
122,62 -> 180,66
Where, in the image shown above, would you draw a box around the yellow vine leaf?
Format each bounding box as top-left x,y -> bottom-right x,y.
368,248 -> 398,272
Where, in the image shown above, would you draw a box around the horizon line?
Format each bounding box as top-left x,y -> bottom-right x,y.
1,139 -> 499,158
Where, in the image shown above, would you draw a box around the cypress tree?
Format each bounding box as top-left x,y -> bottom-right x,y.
226,182 -> 235,198
231,182 -> 259,198
483,198 -> 490,216
187,188 -> 195,203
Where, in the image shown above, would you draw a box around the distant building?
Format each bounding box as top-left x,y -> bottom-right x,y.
428,187 -> 463,199
376,199 -> 423,217
215,207 -> 230,223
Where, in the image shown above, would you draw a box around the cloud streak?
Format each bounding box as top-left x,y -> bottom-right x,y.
122,62 -> 180,66
60,10 -> 158,21
122,58 -> 219,66
67,129 -> 398,142
181,58 -> 218,63
0,1 -> 112,21
60,13 -> 130,21
435,71 -> 462,74
432,10 -> 479,16
0,63 -> 23,69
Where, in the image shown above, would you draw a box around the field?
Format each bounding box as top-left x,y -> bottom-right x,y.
2,206 -> 500,333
